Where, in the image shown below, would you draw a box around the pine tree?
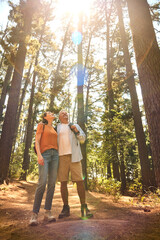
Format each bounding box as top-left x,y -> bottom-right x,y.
127,0 -> 160,187
0,0 -> 40,184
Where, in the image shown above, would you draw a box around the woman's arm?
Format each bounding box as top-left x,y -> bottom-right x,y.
35,132 -> 44,166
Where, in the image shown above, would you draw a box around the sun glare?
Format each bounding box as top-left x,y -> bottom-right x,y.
57,0 -> 91,17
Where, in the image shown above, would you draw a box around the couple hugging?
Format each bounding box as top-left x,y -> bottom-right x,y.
29,110 -> 93,226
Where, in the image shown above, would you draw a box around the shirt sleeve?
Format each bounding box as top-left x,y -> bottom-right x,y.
75,124 -> 86,144
36,123 -> 44,134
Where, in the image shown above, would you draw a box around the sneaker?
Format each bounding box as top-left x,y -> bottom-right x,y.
29,213 -> 38,226
58,205 -> 70,219
81,204 -> 93,220
44,210 -> 56,222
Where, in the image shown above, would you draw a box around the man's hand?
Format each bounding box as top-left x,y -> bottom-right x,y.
70,125 -> 79,133
38,156 -> 44,166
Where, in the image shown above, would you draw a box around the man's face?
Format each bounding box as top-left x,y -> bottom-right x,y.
59,110 -> 68,123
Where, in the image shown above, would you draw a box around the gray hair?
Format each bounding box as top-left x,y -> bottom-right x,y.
59,109 -> 68,118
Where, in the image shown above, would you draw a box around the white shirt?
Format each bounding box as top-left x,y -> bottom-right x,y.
57,123 -> 86,162
58,124 -> 72,156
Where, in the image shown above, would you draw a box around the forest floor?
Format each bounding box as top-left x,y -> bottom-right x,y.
0,180 -> 160,240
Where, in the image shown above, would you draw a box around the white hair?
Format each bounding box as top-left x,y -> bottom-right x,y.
59,109 -> 68,118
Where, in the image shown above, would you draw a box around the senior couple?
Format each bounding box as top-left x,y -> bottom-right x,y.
29,110 -> 93,226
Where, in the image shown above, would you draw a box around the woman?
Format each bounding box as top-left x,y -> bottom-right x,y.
29,112 -> 59,226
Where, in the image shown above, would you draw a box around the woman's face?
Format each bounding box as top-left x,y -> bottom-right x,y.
44,112 -> 55,121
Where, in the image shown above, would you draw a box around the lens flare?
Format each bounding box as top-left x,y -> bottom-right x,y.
70,64 -> 89,86
72,31 -> 82,45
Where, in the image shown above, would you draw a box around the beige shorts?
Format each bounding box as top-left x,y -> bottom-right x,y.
58,154 -> 83,182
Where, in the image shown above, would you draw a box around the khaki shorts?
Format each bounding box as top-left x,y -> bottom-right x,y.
58,154 -> 83,182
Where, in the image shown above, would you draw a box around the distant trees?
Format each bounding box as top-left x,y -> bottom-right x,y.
0,0 -> 160,192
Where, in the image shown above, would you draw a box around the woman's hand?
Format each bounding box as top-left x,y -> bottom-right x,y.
35,131 -> 44,165
38,156 -> 44,166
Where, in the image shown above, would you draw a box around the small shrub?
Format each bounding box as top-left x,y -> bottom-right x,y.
88,177 -> 121,202
129,178 -> 143,200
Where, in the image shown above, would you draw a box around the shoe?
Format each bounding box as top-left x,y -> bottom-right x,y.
58,205 -> 70,219
29,212 -> 38,226
44,210 -> 56,222
81,204 -> 93,219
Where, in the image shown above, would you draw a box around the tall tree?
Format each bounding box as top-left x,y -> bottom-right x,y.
49,19 -> 71,110
105,1 -> 120,181
77,12 -> 87,188
0,57 -> 14,120
115,0 -> 152,188
0,0 -> 40,184
127,0 -> 160,187
21,6 -> 51,180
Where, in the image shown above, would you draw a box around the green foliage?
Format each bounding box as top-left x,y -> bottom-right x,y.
27,146 -> 39,181
88,177 -> 121,202
129,178 -> 143,199
129,179 -> 160,206
9,143 -> 25,179
0,0 -> 155,191
143,190 -> 160,206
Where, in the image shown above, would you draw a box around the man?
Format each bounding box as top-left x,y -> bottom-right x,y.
57,110 -> 93,219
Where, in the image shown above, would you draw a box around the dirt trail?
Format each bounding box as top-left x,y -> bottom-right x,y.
0,180 -> 160,240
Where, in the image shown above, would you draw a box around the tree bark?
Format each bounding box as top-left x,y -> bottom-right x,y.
77,12 -> 87,189
116,0 -> 152,188
21,16 -> 48,180
0,63 -> 13,120
0,0 -> 40,184
107,162 -> 112,178
21,68 -> 37,180
127,0 -> 160,187
105,2 -> 120,181
9,62 -> 32,170
84,32 -> 92,124
49,20 -> 71,110
119,146 -> 126,193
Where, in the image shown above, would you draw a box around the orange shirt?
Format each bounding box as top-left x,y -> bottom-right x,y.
36,123 -> 58,153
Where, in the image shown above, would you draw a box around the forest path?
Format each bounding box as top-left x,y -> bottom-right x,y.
0,180 -> 160,240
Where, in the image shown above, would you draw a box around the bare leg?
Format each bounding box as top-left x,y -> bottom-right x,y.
60,181 -> 68,205
76,181 -> 86,205
59,181 -> 70,218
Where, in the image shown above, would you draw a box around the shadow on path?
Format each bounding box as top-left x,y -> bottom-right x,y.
0,180 -> 160,240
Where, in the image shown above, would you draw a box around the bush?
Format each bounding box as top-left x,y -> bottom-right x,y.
129,178 -> 143,199
88,177 -> 121,202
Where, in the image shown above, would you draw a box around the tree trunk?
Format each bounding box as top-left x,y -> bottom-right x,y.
83,34 -> 93,189
21,70 -> 37,180
84,32 -> 92,124
0,22 -> 9,69
112,147 -> 120,181
0,63 -> 13,120
10,62 -> 33,165
21,16 -> 47,180
0,53 -> 5,70
105,2 -> 120,181
49,20 -> 71,110
127,0 -> 160,187
107,162 -> 112,178
119,146 -> 126,194
77,12 -> 87,189
116,0 -> 152,188
0,0 -> 39,184
72,97 -> 77,123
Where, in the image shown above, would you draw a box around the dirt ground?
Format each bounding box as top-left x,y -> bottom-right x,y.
0,180 -> 160,240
